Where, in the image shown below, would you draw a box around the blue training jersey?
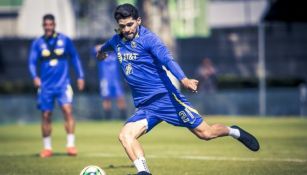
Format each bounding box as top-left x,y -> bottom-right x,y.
28,33 -> 84,90
101,26 -> 186,107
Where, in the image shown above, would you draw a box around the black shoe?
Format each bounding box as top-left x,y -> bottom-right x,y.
231,125 -> 260,152
137,171 -> 152,175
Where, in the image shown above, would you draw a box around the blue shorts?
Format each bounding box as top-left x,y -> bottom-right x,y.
37,85 -> 73,111
126,92 -> 203,133
99,79 -> 124,99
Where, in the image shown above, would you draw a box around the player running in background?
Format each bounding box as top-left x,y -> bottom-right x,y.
93,47 -> 127,120
28,14 -> 85,158
97,4 -> 260,175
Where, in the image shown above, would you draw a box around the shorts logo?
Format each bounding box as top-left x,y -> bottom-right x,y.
179,111 -> 189,123
179,109 -> 196,124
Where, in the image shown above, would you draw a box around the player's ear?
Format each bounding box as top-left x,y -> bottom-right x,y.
136,17 -> 141,25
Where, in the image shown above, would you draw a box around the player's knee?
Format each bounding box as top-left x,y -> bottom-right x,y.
118,132 -> 124,143
62,105 -> 72,116
118,131 -> 133,146
63,110 -> 73,118
64,114 -> 74,121
62,110 -> 74,121
42,112 -> 52,121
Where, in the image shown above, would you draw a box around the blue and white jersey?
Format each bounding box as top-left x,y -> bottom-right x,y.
28,33 -> 84,90
101,26 -> 186,107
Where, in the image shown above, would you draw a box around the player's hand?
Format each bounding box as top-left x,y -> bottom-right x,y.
33,77 -> 41,88
77,79 -> 85,91
96,51 -> 108,60
95,45 -> 108,60
95,45 -> 102,52
181,78 -> 199,93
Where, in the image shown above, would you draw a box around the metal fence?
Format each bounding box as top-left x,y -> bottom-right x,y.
0,87 -> 306,123
1,24 -> 307,120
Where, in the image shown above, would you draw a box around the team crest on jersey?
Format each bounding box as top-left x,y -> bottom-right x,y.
125,63 -> 133,75
131,41 -> 137,48
57,39 -> 64,46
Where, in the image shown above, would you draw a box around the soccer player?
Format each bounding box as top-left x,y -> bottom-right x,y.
97,4 -> 260,175
93,47 -> 127,120
28,14 -> 85,158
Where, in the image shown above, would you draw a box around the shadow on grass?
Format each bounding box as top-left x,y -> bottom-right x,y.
103,164 -> 136,175
32,152 -> 75,157
104,164 -> 134,169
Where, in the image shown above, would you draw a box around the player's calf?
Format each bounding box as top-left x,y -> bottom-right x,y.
118,131 -> 133,148
191,122 -> 229,141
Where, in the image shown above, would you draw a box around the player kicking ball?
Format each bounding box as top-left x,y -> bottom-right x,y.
28,14 -> 85,158
97,4 -> 259,175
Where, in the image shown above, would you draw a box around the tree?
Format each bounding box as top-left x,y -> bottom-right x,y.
137,0 -> 175,51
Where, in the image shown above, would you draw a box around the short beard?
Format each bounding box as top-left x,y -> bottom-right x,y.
124,32 -> 137,40
44,30 -> 55,38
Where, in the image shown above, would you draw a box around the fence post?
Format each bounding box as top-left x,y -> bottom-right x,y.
300,83 -> 307,117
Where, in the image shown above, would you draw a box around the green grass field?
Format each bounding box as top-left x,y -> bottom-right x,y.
0,117 -> 307,175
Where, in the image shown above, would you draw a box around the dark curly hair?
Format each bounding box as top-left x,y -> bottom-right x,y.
43,14 -> 55,22
114,3 -> 139,22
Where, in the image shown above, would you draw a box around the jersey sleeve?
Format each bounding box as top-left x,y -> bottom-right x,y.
146,34 -> 186,81
99,35 -> 117,53
66,37 -> 85,79
28,40 -> 39,79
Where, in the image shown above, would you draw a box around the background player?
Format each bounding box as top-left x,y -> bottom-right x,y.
93,46 -> 127,120
97,4 -> 259,175
28,14 -> 85,158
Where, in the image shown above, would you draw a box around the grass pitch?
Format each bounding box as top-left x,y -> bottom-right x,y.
0,116 -> 307,175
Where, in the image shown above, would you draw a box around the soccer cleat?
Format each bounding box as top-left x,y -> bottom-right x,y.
67,147 -> 77,156
40,149 -> 53,158
231,125 -> 260,152
137,171 -> 152,175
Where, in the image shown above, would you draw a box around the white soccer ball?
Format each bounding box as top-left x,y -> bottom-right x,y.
80,165 -> 106,175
